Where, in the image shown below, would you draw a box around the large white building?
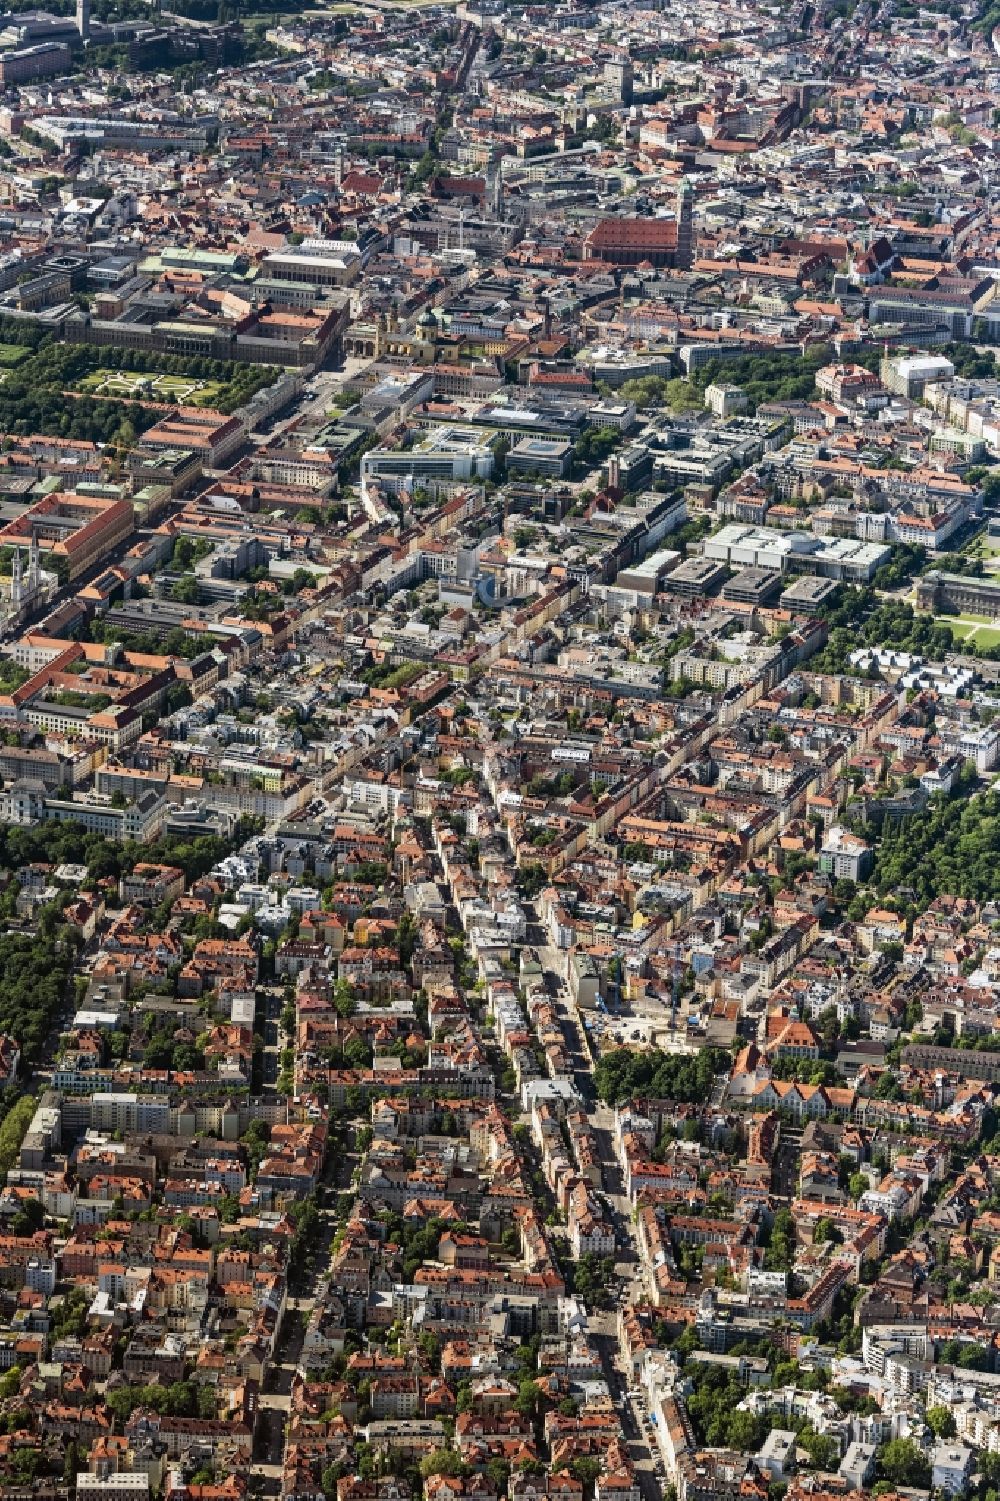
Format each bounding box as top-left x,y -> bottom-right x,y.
882,354 -> 955,398
362,426 -> 495,498
819,826 -> 872,882
76,1475 -> 150,1501
262,237 -> 362,287
704,523 -> 890,583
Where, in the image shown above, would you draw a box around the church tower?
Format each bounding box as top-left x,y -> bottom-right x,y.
675,178 -> 694,271
486,162 -> 502,219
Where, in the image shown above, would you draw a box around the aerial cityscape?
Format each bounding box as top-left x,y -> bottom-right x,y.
0,0 -> 999,1499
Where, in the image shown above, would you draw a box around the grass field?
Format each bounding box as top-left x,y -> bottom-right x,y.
969,626 -> 1000,648
934,615 -> 1000,647
78,371 -> 225,407
0,344 -> 31,368
967,535 -> 1000,560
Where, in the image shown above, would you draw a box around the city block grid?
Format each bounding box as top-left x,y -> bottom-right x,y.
0,1 -> 1000,1500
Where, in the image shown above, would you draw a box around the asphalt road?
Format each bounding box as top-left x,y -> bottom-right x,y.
519,915 -> 665,1486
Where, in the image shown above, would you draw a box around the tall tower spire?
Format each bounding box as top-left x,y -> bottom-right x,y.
11,547 -> 22,610
675,178 -> 694,272
486,162 -> 502,219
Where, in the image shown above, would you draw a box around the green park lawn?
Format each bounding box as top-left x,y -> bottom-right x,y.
934,616 -> 1000,647
78,370 -> 225,407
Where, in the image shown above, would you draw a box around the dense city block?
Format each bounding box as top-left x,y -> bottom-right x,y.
0,2 -> 996,1501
